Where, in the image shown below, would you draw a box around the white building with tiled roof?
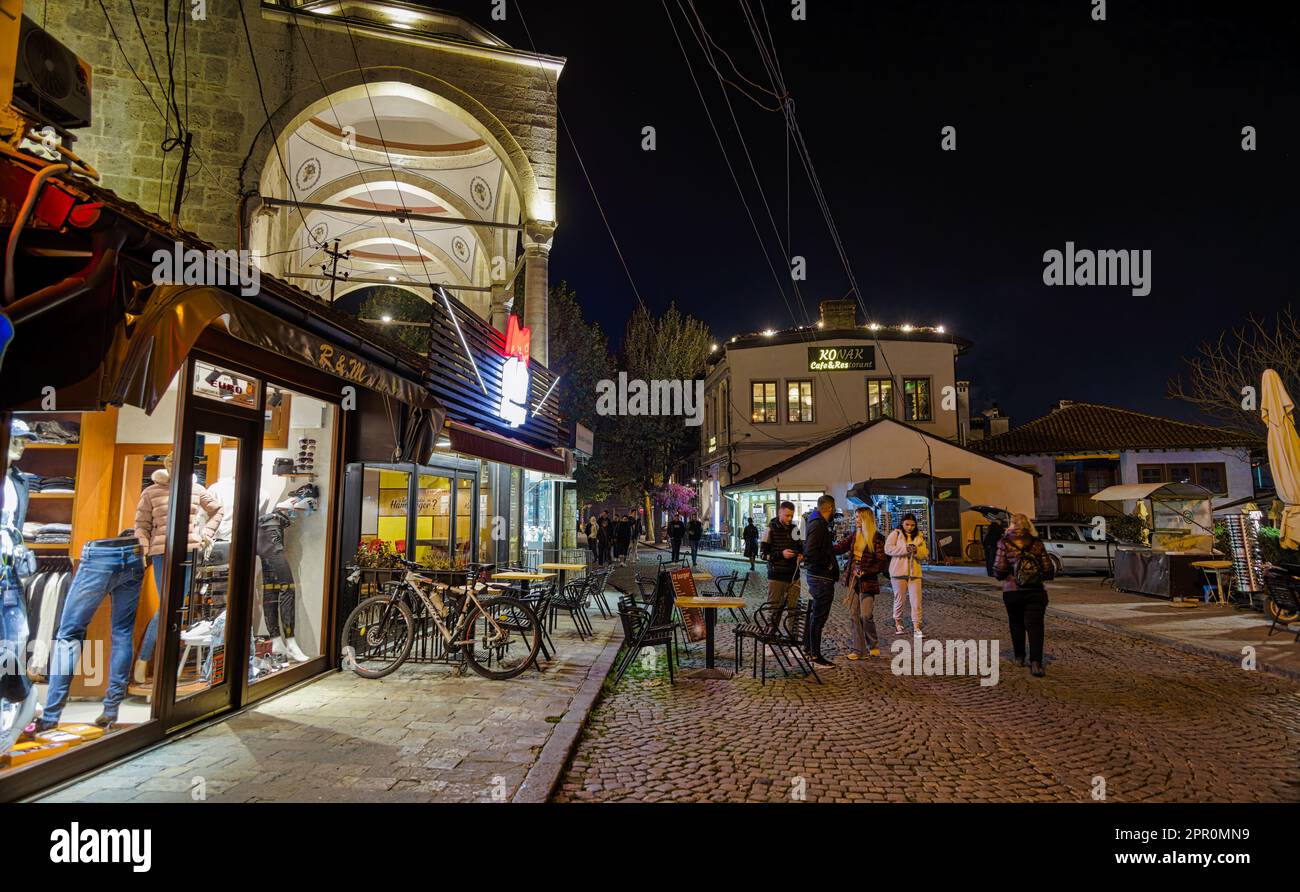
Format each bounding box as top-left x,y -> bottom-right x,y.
972,401 -> 1260,519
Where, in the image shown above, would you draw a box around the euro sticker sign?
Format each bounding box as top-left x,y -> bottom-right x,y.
500,315 -> 531,427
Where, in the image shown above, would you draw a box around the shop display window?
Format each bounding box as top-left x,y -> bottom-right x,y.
3,375 -> 181,776
247,389 -> 336,684
454,477 -> 475,569
415,474 -> 452,569
524,471 -> 556,558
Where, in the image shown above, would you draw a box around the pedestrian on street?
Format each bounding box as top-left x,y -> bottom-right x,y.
982,517 -> 1006,577
993,512 -> 1054,677
597,516 -> 612,566
760,501 -> 802,633
802,495 -> 851,668
668,513 -> 686,564
742,518 -> 759,571
628,513 -> 641,564
687,514 -> 704,566
615,514 -> 631,565
885,513 -> 928,635
837,506 -> 887,659
586,514 -> 599,562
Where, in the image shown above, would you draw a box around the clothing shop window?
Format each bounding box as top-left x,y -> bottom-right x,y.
248,389 -> 335,684
786,380 -> 815,424
902,377 -> 932,423
866,378 -> 894,420
523,471 -> 555,563
750,381 -> 778,424
3,372 -> 187,776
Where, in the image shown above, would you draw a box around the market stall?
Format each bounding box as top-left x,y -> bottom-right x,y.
1092,482 -> 1218,602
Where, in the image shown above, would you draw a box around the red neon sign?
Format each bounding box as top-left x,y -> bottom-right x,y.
504,315 -> 531,367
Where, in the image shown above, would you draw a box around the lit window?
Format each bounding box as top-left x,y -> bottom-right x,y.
866,378 -> 894,420
1055,471 -> 1074,495
787,380 -> 814,423
903,378 -> 932,422
751,381 -> 778,424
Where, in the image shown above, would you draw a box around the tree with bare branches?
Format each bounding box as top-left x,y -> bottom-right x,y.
1167,306 -> 1299,441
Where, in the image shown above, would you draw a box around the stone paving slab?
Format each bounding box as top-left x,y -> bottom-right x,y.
556,553 -> 1300,803
37,610 -> 619,803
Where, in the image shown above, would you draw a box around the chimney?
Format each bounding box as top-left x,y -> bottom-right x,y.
1056,400 -> 1074,411
819,299 -> 857,330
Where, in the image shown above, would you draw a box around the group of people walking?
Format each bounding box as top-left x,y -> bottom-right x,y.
583,510 -> 642,567
757,495 -> 1053,676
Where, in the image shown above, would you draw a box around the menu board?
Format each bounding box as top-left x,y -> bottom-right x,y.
669,567 -> 707,643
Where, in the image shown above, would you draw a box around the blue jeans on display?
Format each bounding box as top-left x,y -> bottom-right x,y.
804,574 -> 836,659
140,557 -> 192,663
43,543 -> 146,724
0,565 -> 31,705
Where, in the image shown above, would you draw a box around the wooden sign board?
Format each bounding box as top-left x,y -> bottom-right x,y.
669,567 -> 707,642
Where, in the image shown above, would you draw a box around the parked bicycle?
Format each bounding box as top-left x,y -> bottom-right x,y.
341,558 -> 542,680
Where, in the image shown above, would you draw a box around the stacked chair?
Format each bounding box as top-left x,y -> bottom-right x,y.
734,598 -> 821,686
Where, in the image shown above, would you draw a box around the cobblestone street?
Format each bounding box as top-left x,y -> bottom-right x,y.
557,555 -> 1300,803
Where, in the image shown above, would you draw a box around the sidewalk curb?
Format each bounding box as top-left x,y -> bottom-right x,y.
511,619 -> 625,803
935,576 -> 1300,684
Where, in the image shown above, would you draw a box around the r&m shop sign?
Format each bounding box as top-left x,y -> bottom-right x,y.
807,345 -> 875,372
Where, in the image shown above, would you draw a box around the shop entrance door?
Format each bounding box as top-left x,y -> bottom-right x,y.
156,407 -> 261,731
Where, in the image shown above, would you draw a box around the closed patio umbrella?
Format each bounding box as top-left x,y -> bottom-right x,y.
1261,368 -> 1300,549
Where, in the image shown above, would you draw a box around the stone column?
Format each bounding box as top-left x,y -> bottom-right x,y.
522,220 -> 555,367
490,284 -> 511,332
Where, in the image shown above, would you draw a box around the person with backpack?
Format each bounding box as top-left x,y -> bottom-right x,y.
742,518 -> 760,571
885,513 -> 929,635
993,513 -> 1054,677
760,501 -> 802,634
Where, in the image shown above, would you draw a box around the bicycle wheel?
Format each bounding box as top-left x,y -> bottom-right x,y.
1267,596 -> 1299,625
340,596 -> 415,678
459,596 -> 541,680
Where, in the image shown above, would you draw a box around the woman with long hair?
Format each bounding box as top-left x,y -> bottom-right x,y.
992,513 -> 1054,676
837,507 -> 888,659
885,513 -> 929,635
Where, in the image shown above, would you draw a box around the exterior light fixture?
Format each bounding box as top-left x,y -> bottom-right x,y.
763,329 -> 775,337
868,323 -> 882,331
381,315 -> 392,323
711,343 -> 718,352
901,324 -> 914,332
936,325 -> 946,333
387,275 -> 397,282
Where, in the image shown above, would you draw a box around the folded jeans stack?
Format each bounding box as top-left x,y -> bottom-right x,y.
20,473 -> 75,493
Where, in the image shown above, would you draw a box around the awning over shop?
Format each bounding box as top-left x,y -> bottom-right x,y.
1092,482 -> 1213,503
106,283 -> 444,417
448,420 -> 567,476
848,471 -> 971,501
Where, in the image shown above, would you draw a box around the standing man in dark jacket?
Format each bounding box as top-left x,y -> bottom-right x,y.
742,519 -> 760,571
687,514 -> 704,566
667,514 -> 686,563
982,517 -> 1006,577
760,501 -> 803,633
802,495 -> 851,667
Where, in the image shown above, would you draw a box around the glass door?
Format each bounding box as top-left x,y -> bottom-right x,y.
157,404 -> 261,730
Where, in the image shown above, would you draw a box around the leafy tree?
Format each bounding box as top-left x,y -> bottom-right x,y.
356,286 -> 432,354
1167,306 -> 1298,440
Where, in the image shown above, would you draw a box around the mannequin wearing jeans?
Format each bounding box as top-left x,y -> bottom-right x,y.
258,509 -> 307,663
37,537 -> 146,729
1,423 -> 38,751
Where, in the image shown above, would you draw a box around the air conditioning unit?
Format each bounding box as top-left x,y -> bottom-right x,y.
11,14 -> 90,130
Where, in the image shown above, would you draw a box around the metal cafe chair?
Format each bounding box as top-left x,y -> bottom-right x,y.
552,579 -> 594,639
612,594 -> 676,686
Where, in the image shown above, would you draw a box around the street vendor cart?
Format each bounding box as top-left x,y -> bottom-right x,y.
1091,482 -> 1218,603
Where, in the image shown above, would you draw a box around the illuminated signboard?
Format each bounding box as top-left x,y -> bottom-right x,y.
500,315 -> 531,427
807,345 -> 874,371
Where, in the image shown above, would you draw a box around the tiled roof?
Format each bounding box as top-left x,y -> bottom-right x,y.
972,402 -> 1259,455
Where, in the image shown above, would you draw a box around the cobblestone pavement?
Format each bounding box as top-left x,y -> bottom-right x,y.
39,613 -> 618,803
556,554 -> 1300,803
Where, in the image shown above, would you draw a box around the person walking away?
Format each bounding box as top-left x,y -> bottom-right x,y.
742,518 -> 760,571
615,515 -> 632,566
667,513 -> 686,564
982,517 -> 1006,577
597,516 -> 612,566
993,513 -> 1054,677
687,514 -> 704,566
628,513 -> 642,564
885,513 -> 928,635
838,507 -> 887,659
802,495 -> 851,668
760,501 -> 802,634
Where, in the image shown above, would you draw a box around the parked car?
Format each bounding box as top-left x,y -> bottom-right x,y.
1032,521 -> 1120,575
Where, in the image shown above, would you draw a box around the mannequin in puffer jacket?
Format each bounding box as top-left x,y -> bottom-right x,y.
132,456 -> 223,678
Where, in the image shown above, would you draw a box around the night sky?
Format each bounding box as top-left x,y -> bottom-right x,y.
433,0 -> 1297,426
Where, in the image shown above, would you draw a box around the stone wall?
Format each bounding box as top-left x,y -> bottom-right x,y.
38,0 -> 559,249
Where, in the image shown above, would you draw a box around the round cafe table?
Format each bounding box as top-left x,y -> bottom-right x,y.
674,596 -> 747,679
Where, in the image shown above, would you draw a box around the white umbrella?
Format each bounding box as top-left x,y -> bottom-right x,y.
1261,368 -> 1300,549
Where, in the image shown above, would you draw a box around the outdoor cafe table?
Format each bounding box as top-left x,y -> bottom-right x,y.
537,562 -> 587,591
674,596 -> 747,679
490,571 -> 556,596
